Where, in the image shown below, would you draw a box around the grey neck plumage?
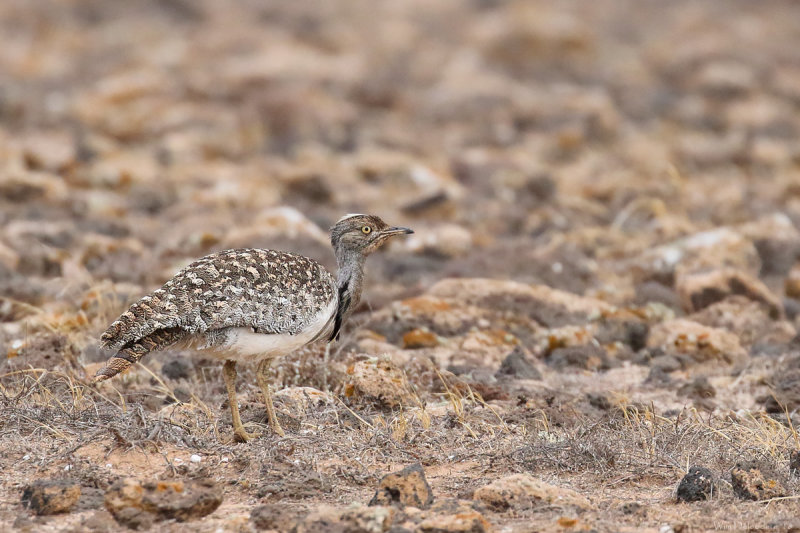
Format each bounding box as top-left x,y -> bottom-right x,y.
329,248 -> 365,341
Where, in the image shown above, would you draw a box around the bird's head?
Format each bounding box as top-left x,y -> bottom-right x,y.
330,214 -> 413,258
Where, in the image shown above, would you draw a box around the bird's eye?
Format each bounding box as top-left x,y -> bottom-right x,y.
361,226 -> 372,235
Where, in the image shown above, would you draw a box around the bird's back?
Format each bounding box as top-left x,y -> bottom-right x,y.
101,248 -> 337,353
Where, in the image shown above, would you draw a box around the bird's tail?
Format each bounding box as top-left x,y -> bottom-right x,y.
93,327 -> 186,383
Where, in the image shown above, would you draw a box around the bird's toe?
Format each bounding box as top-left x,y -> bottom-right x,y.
233,428 -> 261,443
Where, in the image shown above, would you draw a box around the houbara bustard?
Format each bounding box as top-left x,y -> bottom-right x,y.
93,214 -> 413,442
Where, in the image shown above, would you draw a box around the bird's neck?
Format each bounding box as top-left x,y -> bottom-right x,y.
336,252 -> 365,312
329,251 -> 365,341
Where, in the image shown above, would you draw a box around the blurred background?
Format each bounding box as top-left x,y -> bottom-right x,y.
1,0 -> 800,347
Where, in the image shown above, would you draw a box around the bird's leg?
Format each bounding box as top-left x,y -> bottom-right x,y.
256,358 -> 285,437
322,342 -> 331,393
222,360 -> 259,442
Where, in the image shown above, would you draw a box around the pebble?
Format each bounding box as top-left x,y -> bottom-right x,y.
676,466 -> 715,502
730,461 -> 787,501
293,505 -> 395,533
632,228 -> 759,284
104,478 -> 223,527
344,357 -> 416,408
647,319 -> 748,365
473,473 -> 591,511
676,267 -> 783,318
21,480 -> 81,515
369,463 -> 434,509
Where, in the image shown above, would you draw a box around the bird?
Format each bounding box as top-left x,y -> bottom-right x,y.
92,214 -> 413,442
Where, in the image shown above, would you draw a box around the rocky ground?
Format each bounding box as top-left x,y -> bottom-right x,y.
2,0 -> 800,531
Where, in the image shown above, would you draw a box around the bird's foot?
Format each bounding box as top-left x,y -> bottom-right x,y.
269,420 -> 286,438
232,426 -> 261,443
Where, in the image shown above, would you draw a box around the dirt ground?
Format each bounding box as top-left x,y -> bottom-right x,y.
2,0 -> 800,531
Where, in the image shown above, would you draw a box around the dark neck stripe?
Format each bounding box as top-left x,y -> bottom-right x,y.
330,281 -> 350,341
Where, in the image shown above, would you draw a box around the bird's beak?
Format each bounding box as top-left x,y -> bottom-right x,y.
382,226 -> 414,236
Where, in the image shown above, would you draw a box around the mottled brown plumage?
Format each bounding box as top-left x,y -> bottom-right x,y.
96,249 -> 336,380
93,214 -> 412,442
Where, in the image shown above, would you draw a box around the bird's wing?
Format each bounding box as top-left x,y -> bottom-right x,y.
101,249 -> 336,350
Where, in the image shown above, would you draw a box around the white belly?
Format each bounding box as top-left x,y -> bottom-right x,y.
197,298 -> 335,363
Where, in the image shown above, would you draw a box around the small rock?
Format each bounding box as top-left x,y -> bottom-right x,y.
417,509 -> 491,532
426,278 -> 612,328
21,480 -> 81,515
112,507 -> 154,530
650,354 -> 684,373
676,466 -> 715,502
250,503 -> 303,531
634,281 -> 683,310
495,345 -> 541,380
632,228 -> 760,285
104,478 -> 222,527
689,296 -> 796,347
367,294 -> 472,344
369,463 -> 434,509
79,511 -> 120,532
473,474 -> 590,511
403,329 -> 439,349
340,505 -> 396,533
458,329 -> 519,368
293,504 -> 395,533
344,357 -> 416,408
0,176 -> 46,203
20,131 -> 77,172
391,499 -> 491,533
647,319 -> 748,365
594,313 -> 649,351
730,461 -> 787,501
645,366 -> 673,385
676,268 -> 783,319
75,487 -> 106,512
547,344 -> 609,371
273,386 -> 334,418
539,325 -> 596,352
